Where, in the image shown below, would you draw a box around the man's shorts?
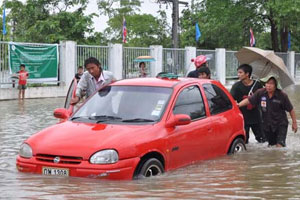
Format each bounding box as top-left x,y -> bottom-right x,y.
18,85 -> 27,90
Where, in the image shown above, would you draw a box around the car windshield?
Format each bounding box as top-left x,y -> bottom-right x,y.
71,86 -> 172,124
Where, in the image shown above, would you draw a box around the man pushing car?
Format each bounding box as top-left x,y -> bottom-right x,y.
70,57 -> 116,105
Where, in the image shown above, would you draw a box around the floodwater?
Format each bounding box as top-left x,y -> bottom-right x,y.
1,86 -> 300,200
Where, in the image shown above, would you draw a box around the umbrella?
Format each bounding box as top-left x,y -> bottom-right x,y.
235,47 -> 294,88
133,56 -> 156,62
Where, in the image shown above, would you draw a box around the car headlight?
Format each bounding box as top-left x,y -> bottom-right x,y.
19,143 -> 33,158
90,149 -> 119,164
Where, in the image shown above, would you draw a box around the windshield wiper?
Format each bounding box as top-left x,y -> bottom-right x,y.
88,115 -> 123,122
70,116 -> 88,121
122,118 -> 155,123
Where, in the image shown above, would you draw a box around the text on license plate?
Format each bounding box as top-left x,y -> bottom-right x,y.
42,167 -> 69,176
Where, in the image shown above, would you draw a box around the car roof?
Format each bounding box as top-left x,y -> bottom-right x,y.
111,77 -> 218,88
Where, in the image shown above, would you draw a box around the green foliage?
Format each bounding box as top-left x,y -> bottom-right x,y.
3,0 -> 93,43
179,0 -> 300,52
98,0 -> 171,47
0,0 -> 299,52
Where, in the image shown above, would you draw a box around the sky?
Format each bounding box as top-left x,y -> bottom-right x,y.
0,0 -> 190,33
86,0 -> 190,32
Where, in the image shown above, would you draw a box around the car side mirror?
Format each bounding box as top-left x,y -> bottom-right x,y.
166,114 -> 191,128
53,108 -> 70,120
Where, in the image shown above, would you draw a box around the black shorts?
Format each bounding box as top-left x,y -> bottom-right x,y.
18,85 -> 27,90
265,125 -> 288,147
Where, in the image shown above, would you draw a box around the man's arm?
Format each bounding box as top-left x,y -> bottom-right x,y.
289,109 -> 298,133
238,98 -> 250,108
70,72 -> 88,105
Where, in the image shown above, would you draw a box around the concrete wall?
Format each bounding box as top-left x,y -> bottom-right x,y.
0,86 -> 67,100
150,45 -> 163,77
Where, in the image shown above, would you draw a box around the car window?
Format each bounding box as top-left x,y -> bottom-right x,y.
203,83 -> 232,115
173,85 -> 206,120
72,86 -> 172,123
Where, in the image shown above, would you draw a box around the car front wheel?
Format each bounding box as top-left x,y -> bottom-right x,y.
228,138 -> 246,154
135,158 -> 164,179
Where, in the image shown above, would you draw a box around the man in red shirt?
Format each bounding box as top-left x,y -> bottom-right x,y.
17,64 -> 29,100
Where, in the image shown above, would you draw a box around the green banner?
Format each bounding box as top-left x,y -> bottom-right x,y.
9,43 -> 58,82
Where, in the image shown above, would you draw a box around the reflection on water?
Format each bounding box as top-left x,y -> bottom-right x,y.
1,85 -> 300,199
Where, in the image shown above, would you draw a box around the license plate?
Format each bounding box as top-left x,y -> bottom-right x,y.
42,167 -> 69,176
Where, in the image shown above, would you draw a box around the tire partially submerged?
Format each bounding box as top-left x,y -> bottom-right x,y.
134,158 -> 164,179
228,138 -> 246,154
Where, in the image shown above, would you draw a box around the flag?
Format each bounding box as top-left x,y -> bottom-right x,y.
2,0 -> 6,35
122,17 -> 127,43
288,31 -> 291,50
195,23 -> 201,42
249,28 -> 255,47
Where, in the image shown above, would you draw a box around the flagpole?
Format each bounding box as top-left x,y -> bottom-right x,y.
2,0 -> 7,41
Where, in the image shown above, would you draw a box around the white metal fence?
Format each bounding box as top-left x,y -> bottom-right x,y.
0,42 -> 10,84
226,51 -> 239,79
1,41 -> 300,87
295,53 -> 300,79
76,45 -> 109,71
196,49 -> 216,78
123,47 -> 151,78
163,48 -> 186,76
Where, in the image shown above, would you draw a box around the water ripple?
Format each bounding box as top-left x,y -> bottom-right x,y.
0,87 -> 300,199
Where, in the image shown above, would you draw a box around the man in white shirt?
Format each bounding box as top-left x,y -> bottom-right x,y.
70,57 -> 116,105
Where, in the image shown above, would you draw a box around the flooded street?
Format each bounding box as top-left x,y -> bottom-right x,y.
1,86 -> 300,199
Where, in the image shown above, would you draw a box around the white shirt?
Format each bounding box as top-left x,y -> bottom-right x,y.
76,70 -> 115,98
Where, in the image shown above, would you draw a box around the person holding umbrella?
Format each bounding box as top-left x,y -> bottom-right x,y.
238,76 -> 297,147
139,62 -> 147,77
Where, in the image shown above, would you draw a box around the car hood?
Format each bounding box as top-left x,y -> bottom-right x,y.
26,121 -> 156,159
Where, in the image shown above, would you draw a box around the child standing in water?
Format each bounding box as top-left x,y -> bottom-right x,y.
17,64 -> 29,100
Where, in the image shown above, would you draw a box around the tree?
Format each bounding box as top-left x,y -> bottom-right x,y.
180,0 -> 265,50
3,0 -> 94,43
256,0 -> 300,52
180,0 -> 300,52
97,0 -> 171,46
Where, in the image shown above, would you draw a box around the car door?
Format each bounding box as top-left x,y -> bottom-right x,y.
202,83 -> 234,154
166,85 -> 215,170
64,78 -> 77,115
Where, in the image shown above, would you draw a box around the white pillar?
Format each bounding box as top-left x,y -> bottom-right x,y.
287,51 -> 295,79
215,48 -> 226,85
108,43 -> 123,80
150,45 -> 163,77
185,46 -> 197,75
59,41 -> 76,87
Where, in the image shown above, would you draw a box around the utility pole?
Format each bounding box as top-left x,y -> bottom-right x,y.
158,0 -> 188,48
172,0 -> 179,48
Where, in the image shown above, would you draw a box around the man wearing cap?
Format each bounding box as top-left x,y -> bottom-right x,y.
70,57 -> 116,105
238,76 -> 297,147
187,55 -> 208,78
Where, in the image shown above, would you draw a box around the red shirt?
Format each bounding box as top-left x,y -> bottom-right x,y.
18,70 -> 29,85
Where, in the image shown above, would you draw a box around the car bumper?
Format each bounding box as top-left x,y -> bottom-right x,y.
16,155 -> 140,180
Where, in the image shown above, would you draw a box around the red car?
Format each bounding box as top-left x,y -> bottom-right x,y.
16,74 -> 246,180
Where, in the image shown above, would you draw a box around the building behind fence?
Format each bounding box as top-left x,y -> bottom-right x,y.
1,41 -> 300,89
